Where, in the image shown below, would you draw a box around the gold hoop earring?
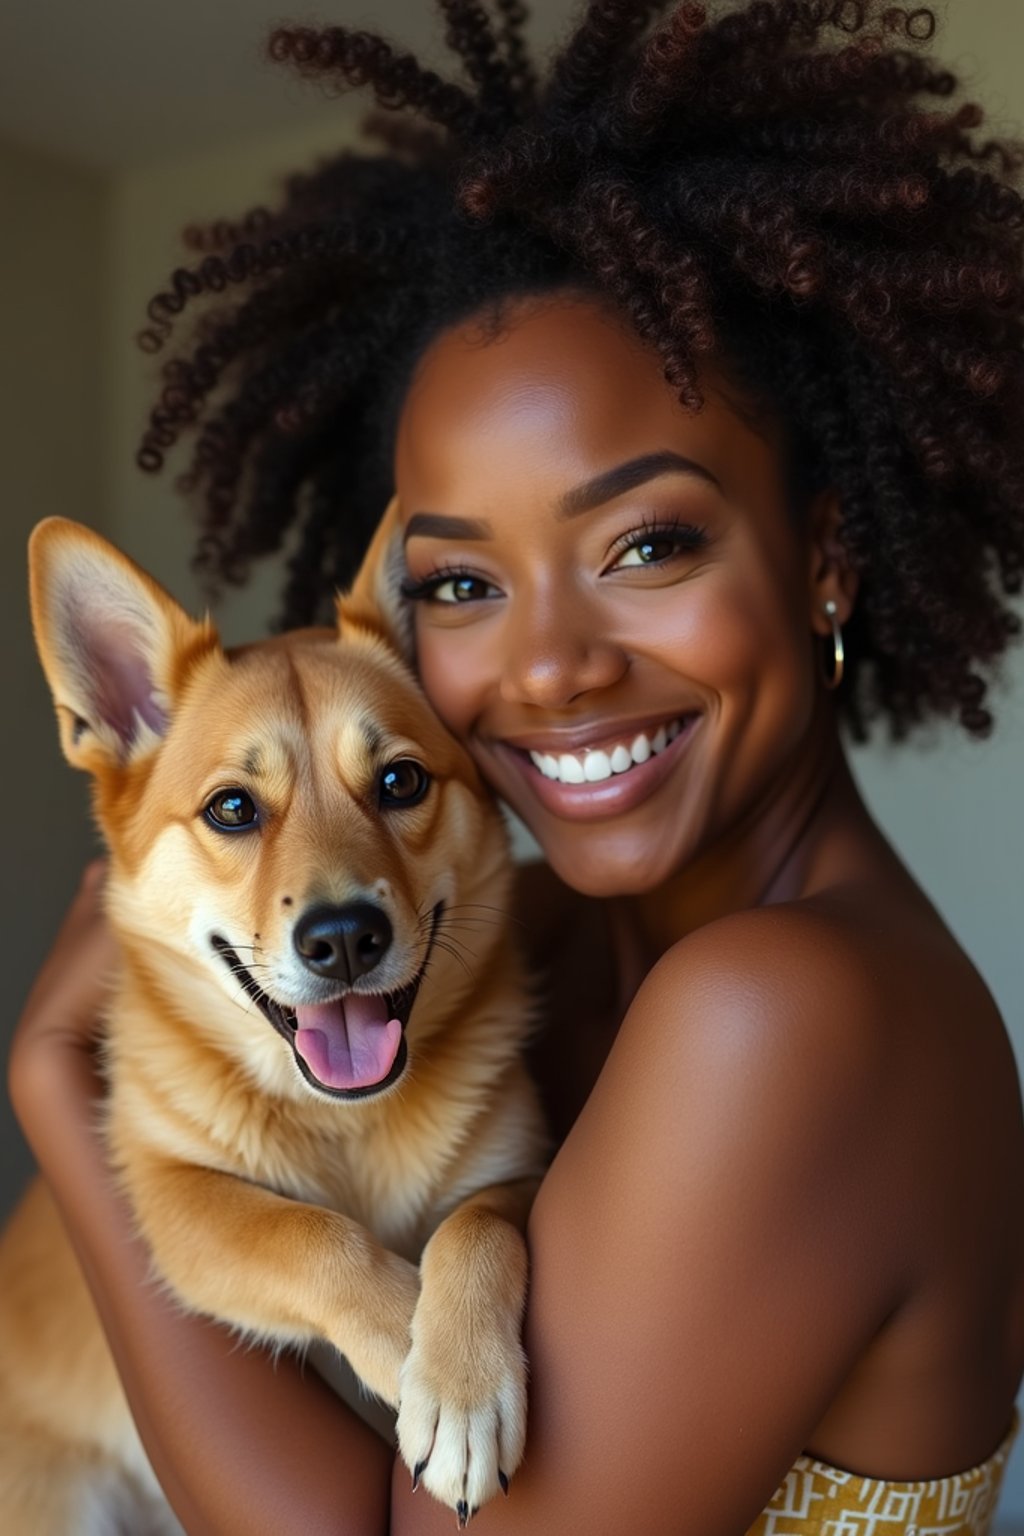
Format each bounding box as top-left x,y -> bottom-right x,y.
821,599 -> 844,690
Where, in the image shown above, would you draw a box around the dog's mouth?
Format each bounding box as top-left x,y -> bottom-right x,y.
210,903 -> 442,1101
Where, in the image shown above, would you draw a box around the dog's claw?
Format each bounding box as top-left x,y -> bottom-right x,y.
412,1459 -> 429,1493
498,1469 -> 510,1496
456,1499 -> 470,1528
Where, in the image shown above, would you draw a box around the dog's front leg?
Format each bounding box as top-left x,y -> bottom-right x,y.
125,1156 -> 419,1406
396,1176 -> 541,1522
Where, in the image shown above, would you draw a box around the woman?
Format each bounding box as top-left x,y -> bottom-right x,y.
11,2 -> 1024,1532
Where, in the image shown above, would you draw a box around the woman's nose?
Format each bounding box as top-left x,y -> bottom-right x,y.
498,598 -> 629,708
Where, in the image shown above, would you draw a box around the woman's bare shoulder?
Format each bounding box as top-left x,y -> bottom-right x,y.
629,895 -> 905,1094
639,883 -> 1003,1070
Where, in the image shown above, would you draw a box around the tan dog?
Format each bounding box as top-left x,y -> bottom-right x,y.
0,512 -> 547,1534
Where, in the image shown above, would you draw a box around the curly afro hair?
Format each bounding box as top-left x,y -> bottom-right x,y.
137,0 -> 1024,741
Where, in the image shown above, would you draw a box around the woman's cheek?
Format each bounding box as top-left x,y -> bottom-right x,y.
642,570 -> 815,756
696,573 -> 818,763
415,623 -> 483,741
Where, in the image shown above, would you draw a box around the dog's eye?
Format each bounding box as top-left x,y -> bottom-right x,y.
378,760 -> 430,809
204,789 -> 259,831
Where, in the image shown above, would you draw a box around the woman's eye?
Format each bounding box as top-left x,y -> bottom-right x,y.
378,759 -> 431,809
400,570 -> 500,605
204,789 -> 259,831
434,575 -> 492,603
615,535 -> 679,567
608,522 -> 709,571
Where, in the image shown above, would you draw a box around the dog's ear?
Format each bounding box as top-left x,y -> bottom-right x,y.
29,518 -> 220,773
336,497 -> 414,663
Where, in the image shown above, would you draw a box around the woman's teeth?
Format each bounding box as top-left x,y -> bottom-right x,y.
528,718 -> 686,785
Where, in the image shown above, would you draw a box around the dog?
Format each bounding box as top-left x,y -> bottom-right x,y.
0,508 -> 548,1533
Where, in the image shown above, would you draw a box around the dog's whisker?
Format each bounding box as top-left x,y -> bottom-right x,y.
433,929 -> 480,962
435,908 -> 497,931
442,903 -> 525,927
221,959 -> 272,981
445,901 -> 526,931
438,920 -> 497,940
444,900 -> 505,908
436,915 -> 488,952
431,939 -> 475,982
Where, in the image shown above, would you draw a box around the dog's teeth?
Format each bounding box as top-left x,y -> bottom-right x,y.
558,754 -> 585,783
583,750 -> 612,782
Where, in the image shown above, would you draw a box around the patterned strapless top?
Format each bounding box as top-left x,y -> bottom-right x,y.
746,1410 -> 1019,1536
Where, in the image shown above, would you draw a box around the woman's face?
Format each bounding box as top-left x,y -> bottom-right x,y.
395,293 -> 838,898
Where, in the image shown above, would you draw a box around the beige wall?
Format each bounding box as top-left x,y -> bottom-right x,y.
1,140 -> 109,1196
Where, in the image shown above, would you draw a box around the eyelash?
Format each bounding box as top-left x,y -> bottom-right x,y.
606,516 -> 710,567
399,517 -> 710,605
399,565 -> 488,604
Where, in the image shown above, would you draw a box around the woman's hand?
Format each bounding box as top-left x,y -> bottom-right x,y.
8,859 -> 116,1161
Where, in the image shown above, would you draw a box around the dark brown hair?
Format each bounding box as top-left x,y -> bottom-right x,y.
139,0 -> 1024,739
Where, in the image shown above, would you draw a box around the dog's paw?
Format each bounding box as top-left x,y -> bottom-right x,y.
396,1316 -> 527,1523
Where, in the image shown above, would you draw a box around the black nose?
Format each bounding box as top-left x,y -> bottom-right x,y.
293,902 -> 393,983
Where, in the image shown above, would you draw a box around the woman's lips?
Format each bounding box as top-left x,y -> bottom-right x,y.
492,713 -> 702,823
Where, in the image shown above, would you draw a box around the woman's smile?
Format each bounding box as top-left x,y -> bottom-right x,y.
490,712 -> 702,822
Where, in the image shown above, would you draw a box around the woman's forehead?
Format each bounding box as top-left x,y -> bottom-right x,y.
394,293 -> 784,505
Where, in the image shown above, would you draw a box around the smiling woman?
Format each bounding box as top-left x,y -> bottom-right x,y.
8,2 -> 1024,1535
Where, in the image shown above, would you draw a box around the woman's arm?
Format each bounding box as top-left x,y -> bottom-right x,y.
9,865 -> 394,1536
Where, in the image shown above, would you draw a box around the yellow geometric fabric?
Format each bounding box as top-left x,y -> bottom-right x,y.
747,1411 -> 1019,1536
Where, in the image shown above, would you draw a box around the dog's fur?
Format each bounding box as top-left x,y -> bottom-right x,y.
0,510 -> 548,1533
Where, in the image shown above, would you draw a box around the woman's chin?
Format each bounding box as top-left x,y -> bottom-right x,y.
534,828 -> 683,900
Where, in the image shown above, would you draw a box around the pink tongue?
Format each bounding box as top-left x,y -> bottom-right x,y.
293,995 -> 402,1091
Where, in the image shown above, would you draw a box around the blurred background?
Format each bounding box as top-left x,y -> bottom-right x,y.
1,0 -> 1022,1519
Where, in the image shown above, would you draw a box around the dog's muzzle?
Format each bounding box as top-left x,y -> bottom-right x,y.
211,902 -> 442,1101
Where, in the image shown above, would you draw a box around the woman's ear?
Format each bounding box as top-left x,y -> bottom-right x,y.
806,488 -> 859,636
336,497 -> 414,663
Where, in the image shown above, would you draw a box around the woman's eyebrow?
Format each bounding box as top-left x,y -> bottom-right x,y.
557,450 -> 722,517
402,450 -> 721,543
404,512 -> 490,543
